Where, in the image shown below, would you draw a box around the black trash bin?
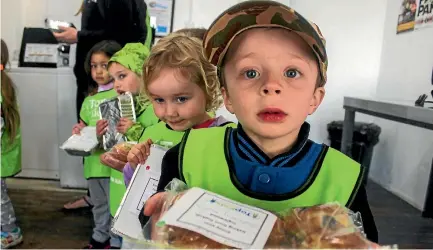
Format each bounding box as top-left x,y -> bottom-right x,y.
327,121 -> 381,185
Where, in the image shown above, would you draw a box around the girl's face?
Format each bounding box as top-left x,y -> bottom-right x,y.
109,62 -> 141,95
147,67 -> 210,131
90,52 -> 111,86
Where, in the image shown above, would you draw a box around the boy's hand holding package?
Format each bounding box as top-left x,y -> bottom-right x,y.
116,117 -> 134,134
127,139 -> 153,169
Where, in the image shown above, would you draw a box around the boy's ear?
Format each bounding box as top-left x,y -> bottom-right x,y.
221,87 -> 235,114
308,87 -> 325,115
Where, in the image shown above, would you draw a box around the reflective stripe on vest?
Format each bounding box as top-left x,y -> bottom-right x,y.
180,127 -> 363,214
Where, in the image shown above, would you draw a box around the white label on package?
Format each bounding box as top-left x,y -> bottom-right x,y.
158,187 -> 277,249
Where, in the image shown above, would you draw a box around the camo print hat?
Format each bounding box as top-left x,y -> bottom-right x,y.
203,0 -> 328,86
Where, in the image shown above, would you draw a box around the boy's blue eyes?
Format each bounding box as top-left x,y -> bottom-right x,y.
244,69 -> 259,79
284,69 -> 299,78
243,69 -> 300,79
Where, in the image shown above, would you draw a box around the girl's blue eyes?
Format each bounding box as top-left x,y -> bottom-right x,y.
153,97 -> 189,104
176,97 -> 188,103
154,98 -> 164,103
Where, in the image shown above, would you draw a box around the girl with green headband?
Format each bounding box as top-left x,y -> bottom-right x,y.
99,43 -> 159,141
98,43 -> 158,243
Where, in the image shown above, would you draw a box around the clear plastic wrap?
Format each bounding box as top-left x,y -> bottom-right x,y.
100,142 -> 136,171
134,179 -> 397,249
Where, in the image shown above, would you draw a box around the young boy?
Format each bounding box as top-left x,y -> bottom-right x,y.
144,0 -> 378,243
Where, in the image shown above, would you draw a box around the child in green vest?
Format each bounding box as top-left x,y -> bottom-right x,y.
106,43 -> 159,142
1,39 -> 23,249
124,31 -> 235,183
142,1 -> 378,243
72,40 -> 122,249
99,43 -> 159,247
116,30 -> 234,250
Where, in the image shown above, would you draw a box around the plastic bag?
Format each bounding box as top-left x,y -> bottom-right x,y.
134,179 -> 396,249
60,127 -> 99,157
99,92 -> 136,151
100,142 -> 135,171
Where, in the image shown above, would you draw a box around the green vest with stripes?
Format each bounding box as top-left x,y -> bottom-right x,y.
179,127 -> 363,214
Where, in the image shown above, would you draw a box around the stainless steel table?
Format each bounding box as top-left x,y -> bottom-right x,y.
341,97 -> 433,218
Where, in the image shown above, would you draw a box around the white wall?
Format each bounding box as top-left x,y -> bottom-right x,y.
290,0 -> 388,142
368,0 -> 433,210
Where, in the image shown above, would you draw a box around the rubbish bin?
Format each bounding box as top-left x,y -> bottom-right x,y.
327,121 -> 381,185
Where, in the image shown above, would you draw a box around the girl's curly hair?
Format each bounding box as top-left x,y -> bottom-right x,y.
142,32 -> 222,112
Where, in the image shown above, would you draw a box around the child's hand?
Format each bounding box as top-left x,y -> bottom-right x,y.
96,119 -> 108,136
144,192 -> 166,216
72,120 -> 86,135
144,192 -> 166,240
116,118 -> 134,134
127,139 -> 153,166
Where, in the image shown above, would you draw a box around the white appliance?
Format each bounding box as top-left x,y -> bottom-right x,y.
8,66 -> 87,189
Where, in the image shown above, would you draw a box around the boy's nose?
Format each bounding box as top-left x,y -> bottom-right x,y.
261,83 -> 282,95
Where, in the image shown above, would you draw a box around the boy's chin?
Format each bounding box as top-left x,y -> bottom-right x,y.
244,123 -> 296,140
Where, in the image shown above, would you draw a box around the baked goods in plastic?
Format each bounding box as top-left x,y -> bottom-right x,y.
138,180 -> 396,249
100,142 -> 135,171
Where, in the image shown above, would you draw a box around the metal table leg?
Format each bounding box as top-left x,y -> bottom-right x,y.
341,109 -> 356,157
422,158 -> 433,218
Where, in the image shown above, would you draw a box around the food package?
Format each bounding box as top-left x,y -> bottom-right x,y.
99,92 -> 136,151
60,127 -> 99,157
100,142 -> 136,171
134,179 -> 397,249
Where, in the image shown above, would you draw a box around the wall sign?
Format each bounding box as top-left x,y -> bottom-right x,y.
397,0 -> 433,34
145,0 -> 175,37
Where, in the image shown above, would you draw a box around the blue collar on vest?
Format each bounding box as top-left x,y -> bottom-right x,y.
234,122 -> 311,166
228,122 -> 324,194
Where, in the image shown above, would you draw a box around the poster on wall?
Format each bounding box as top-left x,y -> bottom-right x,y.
397,0 -> 433,34
144,0 -> 175,37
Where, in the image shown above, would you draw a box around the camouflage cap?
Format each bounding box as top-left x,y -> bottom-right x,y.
203,0 -> 328,85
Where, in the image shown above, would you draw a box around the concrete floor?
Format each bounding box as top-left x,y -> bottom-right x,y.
5,178 -> 92,249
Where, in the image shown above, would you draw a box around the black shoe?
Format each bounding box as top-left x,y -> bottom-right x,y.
83,238 -> 110,249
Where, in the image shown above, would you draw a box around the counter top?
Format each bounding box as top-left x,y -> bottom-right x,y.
344,96 -> 433,129
9,65 -> 74,74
